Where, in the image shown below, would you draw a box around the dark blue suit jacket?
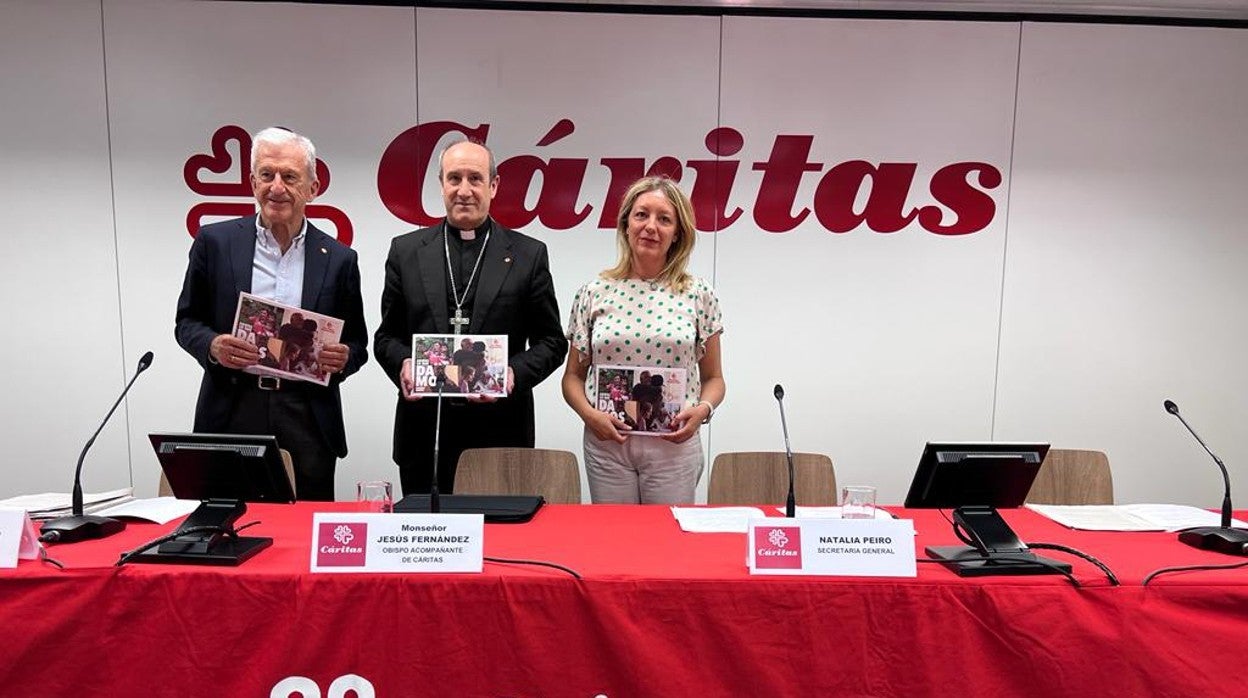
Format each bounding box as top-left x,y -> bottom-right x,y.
174,215 -> 368,457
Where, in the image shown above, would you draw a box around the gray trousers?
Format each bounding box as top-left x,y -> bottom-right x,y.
583,426 -> 705,504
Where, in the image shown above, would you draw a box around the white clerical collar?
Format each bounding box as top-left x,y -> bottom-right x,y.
448,218 -> 491,241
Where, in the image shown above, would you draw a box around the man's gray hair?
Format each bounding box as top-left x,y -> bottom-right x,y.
251,127 -> 317,179
438,138 -> 497,180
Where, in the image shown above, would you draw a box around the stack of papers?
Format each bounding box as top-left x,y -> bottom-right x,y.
1027,503 -> 1248,532
0,488 -> 134,521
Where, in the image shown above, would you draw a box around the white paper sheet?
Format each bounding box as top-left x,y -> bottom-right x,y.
1027,503 -> 1248,532
95,497 -> 201,525
671,506 -> 767,533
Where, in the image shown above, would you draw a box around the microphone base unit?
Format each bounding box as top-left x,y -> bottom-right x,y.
40,515 -> 126,544
925,545 -> 1072,577
1177,526 -> 1248,556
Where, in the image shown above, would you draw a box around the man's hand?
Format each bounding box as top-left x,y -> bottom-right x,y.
400,358 -> 424,400
467,366 -> 515,403
211,334 -> 260,369
319,343 -> 350,374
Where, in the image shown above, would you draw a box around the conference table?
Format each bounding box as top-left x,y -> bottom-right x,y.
2,502 -> 1244,697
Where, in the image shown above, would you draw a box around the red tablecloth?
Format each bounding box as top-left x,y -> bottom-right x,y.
2,504 -> 1244,697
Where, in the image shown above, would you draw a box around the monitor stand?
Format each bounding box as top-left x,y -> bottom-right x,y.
927,505 -> 1072,577
128,499 -> 272,566
925,545 -> 1071,577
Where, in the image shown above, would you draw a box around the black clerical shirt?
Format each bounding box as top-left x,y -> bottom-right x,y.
444,218 -> 491,329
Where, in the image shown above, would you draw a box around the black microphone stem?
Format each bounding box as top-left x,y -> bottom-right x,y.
72,355 -> 150,516
430,376 -> 445,514
775,387 -> 796,518
1169,406 -> 1233,529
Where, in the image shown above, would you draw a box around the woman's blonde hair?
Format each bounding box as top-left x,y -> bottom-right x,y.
602,177 -> 697,293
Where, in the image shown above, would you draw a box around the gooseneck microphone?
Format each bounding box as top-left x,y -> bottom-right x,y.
429,371 -> 446,514
774,384 -> 796,518
1163,399 -> 1248,555
41,351 -> 154,543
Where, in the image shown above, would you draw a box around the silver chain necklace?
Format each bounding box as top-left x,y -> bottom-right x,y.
443,222 -> 491,334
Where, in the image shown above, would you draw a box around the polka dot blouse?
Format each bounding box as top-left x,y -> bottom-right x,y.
567,276 -> 723,406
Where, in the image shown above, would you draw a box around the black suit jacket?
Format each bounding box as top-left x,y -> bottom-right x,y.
374,218 -> 567,466
174,216 -> 369,457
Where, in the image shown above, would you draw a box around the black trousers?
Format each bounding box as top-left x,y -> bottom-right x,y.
395,397 -> 533,497
226,381 -> 337,501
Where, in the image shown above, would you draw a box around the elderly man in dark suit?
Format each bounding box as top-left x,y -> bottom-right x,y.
175,127 -> 368,501
375,139 -> 567,496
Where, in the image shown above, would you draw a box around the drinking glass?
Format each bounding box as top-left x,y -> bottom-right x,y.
357,480 -> 393,513
841,485 -> 877,519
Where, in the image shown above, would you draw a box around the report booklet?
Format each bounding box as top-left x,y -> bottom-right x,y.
232,292 -> 344,386
594,364 -> 688,436
410,334 -> 509,398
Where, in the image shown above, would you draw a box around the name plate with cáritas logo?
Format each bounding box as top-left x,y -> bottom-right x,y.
748,518 -> 917,577
310,513 -> 483,574
0,508 -> 42,568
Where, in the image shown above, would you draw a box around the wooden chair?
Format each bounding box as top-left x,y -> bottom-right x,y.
707,452 -> 837,506
1026,448 -> 1113,505
454,448 -> 582,504
158,448 -> 297,499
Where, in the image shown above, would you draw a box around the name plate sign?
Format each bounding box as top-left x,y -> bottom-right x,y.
310,513 -> 484,574
0,507 -> 41,568
748,517 -> 917,577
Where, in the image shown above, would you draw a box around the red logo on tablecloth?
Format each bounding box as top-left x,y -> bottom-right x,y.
317,522 -> 367,566
183,125 -> 355,245
754,526 -> 803,569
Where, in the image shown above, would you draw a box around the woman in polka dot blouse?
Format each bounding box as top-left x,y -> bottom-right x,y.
561,177 -> 726,504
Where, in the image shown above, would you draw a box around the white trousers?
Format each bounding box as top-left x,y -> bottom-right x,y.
583,426 -> 705,504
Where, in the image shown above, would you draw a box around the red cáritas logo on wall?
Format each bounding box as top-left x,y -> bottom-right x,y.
377,119 -> 1001,236
186,120 -> 1002,246
183,125 -> 354,244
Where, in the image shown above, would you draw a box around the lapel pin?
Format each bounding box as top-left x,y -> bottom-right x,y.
321,247 -> 328,254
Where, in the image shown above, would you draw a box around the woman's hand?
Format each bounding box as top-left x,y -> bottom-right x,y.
660,403 -> 709,443
585,408 -> 631,443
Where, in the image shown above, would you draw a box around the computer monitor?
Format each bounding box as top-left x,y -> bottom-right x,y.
903,442 -> 1069,577
136,433 -> 294,566
904,442 -> 1050,509
148,432 -> 295,503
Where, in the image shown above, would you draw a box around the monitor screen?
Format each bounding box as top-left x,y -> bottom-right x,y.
148,433 -> 296,503
903,442 -> 1049,509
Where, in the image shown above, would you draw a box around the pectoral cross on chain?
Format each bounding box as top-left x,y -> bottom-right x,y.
450,307 -> 470,335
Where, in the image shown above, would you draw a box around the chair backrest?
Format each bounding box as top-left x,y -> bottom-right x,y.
157,448 -> 298,500
1026,448 -> 1113,505
707,452 -> 837,506
454,448 -> 582,504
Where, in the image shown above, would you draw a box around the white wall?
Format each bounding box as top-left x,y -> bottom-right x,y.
2,1 -> 1245,507
996,22 -> 1248,503
0,1 -> 129,495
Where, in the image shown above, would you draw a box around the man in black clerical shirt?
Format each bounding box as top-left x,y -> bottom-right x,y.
374,140 -> 567,496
